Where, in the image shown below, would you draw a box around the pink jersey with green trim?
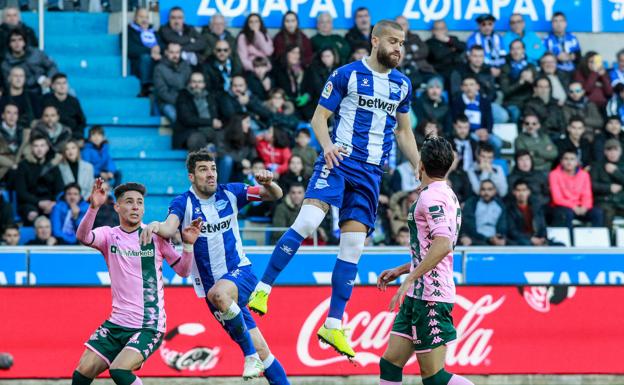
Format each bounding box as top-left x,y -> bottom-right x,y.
407,181 -> 461,303
89,225 -> 182,332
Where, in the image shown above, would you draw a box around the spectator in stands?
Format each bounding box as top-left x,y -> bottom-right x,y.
467,143 -> 508,197
292,128 -> 316,178
460,179 -> 508,246
502,13 -> 545,64
606,83 -> 624,125
203,39 -> 242,92
563,81 -> 604,133
245,57 -> 273,101
218,75 -> 272,131
240,158 -> 274,218
388,189 -> 419,238
467,14 -> 506,70
32,105 -> 72,154
506,179 -> 550,246
1,224 -> 19,246
1,29 -> 57,94
223,113 -> 257,182
390,159 -> 420,193
273,11 -> 313,66
447,148 -> 473,203
591,139 -> 624,228
544,12 -> 581,74
272,45 -> 313,119
414,120 -> 441,149
81,126 -> 118,186
237,13 -> 274,72
127,7 -> 161,97
426,20 -> 466,80
303,47 -> 339,108
15,134 -> 63,224
42,73 -> 86,140
262,88 -> 299,135
0,66 -> 39,128
271,182 -> 305,243
523,76 -> 567,138
395,15 -> 435,82
555,116 -> 593,168
345,7 -> 372,53
451,75 -> 504,153
349,41 -> 370,63
393,226 -> 410,247
610,49 -> 624,87
594,117 -> 624,162
278,155 -> 307,193
158,7 -> 206,67
93,180 -> 119,229
500,39 -> 537,122
26,215 -> 66,246
507,150 -> 550,204
50,182 -> 88,245
0,103 -> 27,182
538,52 -> 569,104
256,126 -> 291,178
153,42 -> 191,123
413,76 -> 451,134
200,13 -> 237,62
514,113 -> 558,172
0,191 -> 13,234
450,45 -> 495,101
449,114 -> 477,171
311,12 -> 350,65
549,150 -> 603,228
173,71 -> 222,151
0,6 -> 37,61
58,139 -> 94,200
574,52 -> 613,110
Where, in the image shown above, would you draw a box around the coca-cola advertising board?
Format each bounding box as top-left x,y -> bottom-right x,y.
0,286 -> 622,378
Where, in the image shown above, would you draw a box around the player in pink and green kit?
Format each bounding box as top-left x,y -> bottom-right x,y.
71,179 -> 202,385
377,137 -> 474,385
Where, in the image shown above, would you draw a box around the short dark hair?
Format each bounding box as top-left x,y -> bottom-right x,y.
469,44 -> 484,53
51,73 -> 67,83
169,6 -> 183,15
453,114 -> 469,125
480,179 -> 496,189
297,128 -> 311,138
568,116 -> 585,126
510,39 -> 525,49
29,132 -> 48,145
462,74 -> 479,84
88,125 -> 105,137
354,7 -> 369,16
114,182 -> 146,200
514,149 -> 532,162
288,182 -> 305,192
64,182 -> 81,194
3,224 -> 19,234
3,102 -> 19,114
251,158 -> 265,167
478,142 -> 495,155
186,150 -> 215,174
512,178 -> 529,190
421,136 -> 454,179
560,149 -> 578,159
552,11 -> 566,19
8,28 -> 26,42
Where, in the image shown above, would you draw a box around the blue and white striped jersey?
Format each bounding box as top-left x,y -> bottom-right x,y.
318,58 -> 412,167
168,183 -> 261,297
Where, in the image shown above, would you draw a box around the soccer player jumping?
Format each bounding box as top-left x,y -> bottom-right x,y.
72,179 -> 201,385
141,151 -> 289,383
248,19 -> 421,358
377,137 -> 473,385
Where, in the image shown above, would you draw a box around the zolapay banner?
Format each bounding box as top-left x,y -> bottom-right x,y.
160,0 -> 596,31
1,286 -> 623,378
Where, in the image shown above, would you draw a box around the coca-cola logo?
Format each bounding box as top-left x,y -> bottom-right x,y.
297,295 -> 505,367
160,323 -> 221,371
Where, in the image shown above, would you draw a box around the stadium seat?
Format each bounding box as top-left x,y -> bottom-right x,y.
19,227 -> 36,245
616,228 -> 624,247
547,227 -> 572,247
572,227 -> 611,247
493,123 -> 518,155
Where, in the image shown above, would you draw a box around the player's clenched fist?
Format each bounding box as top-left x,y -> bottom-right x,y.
254,170 -> 274,186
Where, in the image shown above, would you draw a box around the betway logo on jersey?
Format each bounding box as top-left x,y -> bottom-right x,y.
357,95 -> 398,114
200,218 -> 232,233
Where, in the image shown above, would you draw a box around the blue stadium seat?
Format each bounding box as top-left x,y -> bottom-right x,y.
19,227 -> 36,245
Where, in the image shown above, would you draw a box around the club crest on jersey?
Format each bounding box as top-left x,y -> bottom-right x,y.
215,200 -> 228,211
390,82 -> 401,96
321,81 -> 333,99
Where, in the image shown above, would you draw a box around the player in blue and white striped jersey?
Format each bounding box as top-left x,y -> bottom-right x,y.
140,151 -> 289,384
248,20 -> 422,358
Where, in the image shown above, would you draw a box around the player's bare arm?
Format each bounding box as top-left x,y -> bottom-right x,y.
311,104 -> 348,169
389,236 -> 452,310
255,169 -> 283,201
76,178 -> 107,246
141,214 -> 180,245
377,262 -> 411,291
395,112 -> 421,178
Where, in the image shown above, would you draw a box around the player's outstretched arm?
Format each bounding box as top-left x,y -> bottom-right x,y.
395,112 -> 421,178
389,236 -> 452,310
162,218 -> 202,278
254,169 -> 283,201
377,262 -> 411,291
311,105 -> 348,169
141,214 -> 181,245
76,178 -> 107,247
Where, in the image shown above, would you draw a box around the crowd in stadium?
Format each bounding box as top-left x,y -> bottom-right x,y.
1,5 -> 624,247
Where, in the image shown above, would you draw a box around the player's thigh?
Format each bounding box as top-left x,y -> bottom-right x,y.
416,345 -> 447,378
382,334 -> 415,368
248,327 -> 271,361
206,278 -> 240,308
76,348 -> 109,378
304,158 -> 346,208
339,161 -> 382,233
340,219 -> 368,233
302,198 -> 330,213
109,348 -> 144,371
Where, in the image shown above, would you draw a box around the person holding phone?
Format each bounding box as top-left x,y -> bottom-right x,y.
574,51 -> 613,109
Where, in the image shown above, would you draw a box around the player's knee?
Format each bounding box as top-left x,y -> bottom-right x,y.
291,205 -> 326,238
206,287 -> 231,310
109,368 -> 135,385
337,232 -> 366,264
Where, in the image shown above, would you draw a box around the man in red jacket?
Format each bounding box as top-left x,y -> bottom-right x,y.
548,150 -> 603,228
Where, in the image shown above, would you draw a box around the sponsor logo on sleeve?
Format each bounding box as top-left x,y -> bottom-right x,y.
321,81 -> 333,99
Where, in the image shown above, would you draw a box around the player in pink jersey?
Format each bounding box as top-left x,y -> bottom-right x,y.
71,179 -> 202,385
377,137 -> 473,385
